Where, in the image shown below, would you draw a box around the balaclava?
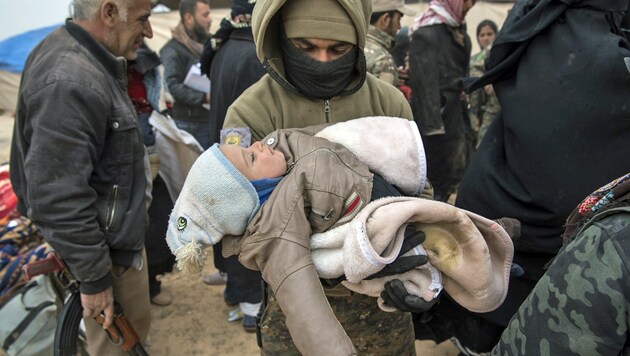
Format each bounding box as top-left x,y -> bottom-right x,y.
280,0 -> 359,99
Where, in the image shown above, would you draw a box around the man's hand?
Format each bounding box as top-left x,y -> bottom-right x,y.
81,286 -> 115,328
365,225 -> 428,280
381,279 -> 438,313
397,66 -> 409,86
484,84 -> 495,96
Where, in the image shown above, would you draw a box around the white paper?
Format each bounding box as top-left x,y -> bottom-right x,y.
183,62 -> 210,94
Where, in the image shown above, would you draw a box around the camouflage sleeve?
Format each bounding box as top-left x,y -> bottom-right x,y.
366,51 -> 398,87
492,212 -> 630,356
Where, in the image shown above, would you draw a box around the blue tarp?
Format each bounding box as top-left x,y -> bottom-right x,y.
0,24 -> 60,73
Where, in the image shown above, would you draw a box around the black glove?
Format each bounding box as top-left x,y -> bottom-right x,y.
380,279 -> 438,313
320,225 -> 429,287
365,225 -> 428,280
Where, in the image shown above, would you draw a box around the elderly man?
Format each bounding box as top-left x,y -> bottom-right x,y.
160,0 -> 213,149
365,0 -> 415,87
11,0 -> 153,355
10,0 -> 153,354
222,0 -> 434,354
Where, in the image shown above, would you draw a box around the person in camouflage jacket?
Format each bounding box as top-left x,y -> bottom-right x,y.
365,0 -> 416,87
493,173 -> 630,355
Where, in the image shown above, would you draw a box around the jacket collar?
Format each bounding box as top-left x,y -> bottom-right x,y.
64,19 -> 128,88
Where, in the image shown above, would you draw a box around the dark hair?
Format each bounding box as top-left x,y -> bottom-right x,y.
476,19 -> 498,38
179,0 -> 209,21
370,10 -> 400,25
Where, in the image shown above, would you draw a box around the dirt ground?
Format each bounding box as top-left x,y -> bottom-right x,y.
149,252 -> 459,356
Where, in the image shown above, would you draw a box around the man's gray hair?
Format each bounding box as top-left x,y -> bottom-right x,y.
73,0 -> 129,21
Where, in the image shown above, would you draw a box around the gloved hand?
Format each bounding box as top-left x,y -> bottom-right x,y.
380,279 -> 438,313
320,225 -> 429,287
494,217 -> 521,242
365,225 -> 428,280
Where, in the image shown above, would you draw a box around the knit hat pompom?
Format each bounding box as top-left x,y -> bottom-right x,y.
282,0 -> 357,45
166,144 -> 260,275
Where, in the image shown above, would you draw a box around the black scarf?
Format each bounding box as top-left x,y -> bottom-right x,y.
280,30 -> 358,100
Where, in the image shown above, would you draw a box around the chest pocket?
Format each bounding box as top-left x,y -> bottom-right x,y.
106,106 -> 141,163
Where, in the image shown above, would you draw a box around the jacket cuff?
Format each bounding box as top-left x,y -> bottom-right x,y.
79,273 -> 112,294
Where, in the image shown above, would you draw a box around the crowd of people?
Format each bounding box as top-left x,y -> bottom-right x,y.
5,0 -> 630,354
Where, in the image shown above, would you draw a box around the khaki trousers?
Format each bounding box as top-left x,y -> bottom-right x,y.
84,250 -> 151,356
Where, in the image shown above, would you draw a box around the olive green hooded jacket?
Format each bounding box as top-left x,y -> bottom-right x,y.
223,0 -> 413,141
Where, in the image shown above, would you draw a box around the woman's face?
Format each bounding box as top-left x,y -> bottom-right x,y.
478,25 -> 496,50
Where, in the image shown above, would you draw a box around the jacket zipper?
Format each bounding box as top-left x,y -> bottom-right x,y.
324,100 -> 331,122
105,184 -> 119,232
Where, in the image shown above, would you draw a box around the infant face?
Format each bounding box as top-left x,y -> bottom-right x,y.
220,141 -> 287,180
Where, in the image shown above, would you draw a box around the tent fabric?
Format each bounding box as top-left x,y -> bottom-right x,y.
0,25 -> 59,73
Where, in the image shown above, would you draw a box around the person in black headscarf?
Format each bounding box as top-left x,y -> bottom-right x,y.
413,0 -> 630,353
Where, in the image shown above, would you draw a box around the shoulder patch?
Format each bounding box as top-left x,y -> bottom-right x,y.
221,127 -> 252,147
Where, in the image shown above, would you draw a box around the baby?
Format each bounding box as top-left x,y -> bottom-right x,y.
166,116 -> 513,355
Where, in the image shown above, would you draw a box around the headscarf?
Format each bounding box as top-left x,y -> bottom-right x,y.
562,173 -> 630,245
171,23 -> 204,57
412,0 -> 467,30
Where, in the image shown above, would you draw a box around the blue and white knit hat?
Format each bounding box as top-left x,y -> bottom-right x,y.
166,144 -> 260,275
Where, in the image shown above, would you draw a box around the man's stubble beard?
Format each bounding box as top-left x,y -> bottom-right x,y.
192,21 -> 210,43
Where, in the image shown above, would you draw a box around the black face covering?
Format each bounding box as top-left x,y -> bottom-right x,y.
280,31 -> 358,100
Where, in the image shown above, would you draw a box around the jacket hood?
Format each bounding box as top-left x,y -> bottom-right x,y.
252,0 -> 371,94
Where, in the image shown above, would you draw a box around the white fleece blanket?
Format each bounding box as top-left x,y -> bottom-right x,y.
315,116 -> 426,196
311,197 -> 514,313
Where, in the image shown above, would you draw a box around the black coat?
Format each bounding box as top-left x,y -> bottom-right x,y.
208,27 -> 266,303
208,28 -> 266,144
408,24 -> 474,198
454,0 -> 630,341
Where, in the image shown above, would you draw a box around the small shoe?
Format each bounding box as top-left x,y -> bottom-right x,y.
242,315 -> 257,333
203,271 -> 227,286
151,288 -> 173,306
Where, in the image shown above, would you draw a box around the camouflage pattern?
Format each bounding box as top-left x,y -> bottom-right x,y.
260,290 -> 416,355
365,25 -> 399,87
468,48 -> 500,146
493,208 -> 630,356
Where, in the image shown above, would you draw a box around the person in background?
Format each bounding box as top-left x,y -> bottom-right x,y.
127,42 -> 176,307
222,0 -> 436,353
160,0 -> 212,149
365,0 -> 416,88
494,173 -> 630,355
468,19 -> 499,147
10,0 -> 154,354
391,25 -> 409,68
199,0 -> 266,332
415,0 -> 630,353
407,0 -> 476,202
